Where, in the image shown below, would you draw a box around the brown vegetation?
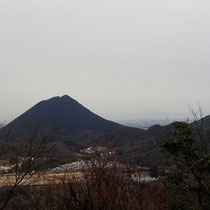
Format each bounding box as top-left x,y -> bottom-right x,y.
5,159 -> 170,210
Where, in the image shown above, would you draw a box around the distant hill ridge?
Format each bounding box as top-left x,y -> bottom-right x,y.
0,95 -> 123,136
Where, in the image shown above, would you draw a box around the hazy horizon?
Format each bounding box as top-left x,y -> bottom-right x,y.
0,94 -> 203,123
1,0 -> 210,122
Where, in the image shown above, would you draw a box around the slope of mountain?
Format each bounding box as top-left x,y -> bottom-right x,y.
91,116 -> 210,166
0,95 -> 123,137
0,123 -> 5,129
91,126 -> 161,162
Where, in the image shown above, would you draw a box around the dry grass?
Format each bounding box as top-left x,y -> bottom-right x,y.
0,172 -> 83,187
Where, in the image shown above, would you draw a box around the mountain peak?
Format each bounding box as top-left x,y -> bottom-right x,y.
1,95 -> 122,136
61,94 -> 71,99
47,95 -> 73,100
60,95 -> 77,102
41,95 -> 78,105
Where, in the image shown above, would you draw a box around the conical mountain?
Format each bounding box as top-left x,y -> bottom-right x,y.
1,95 -> 122,136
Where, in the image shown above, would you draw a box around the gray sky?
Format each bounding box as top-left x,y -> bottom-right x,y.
0,0 -> 210,122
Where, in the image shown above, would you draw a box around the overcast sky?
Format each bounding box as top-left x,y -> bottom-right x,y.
0,0 -> 210,122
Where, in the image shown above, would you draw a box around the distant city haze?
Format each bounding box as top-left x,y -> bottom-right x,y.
0,0 -> 210,122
